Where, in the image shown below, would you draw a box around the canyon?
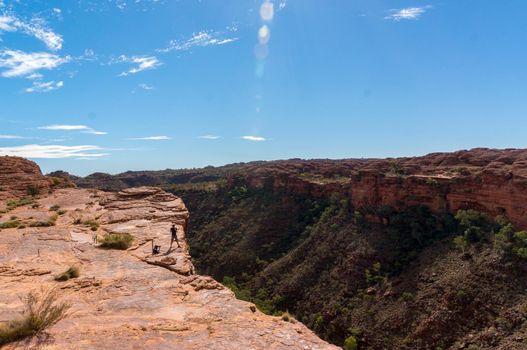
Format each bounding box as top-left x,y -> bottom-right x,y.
0,157 -> 336,350
62,148 -> 527,349
4,148 -> 527,349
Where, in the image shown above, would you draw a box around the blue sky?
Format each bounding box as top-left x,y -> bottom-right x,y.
0,0 -> 526,175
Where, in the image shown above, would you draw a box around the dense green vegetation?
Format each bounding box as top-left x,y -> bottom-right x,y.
176,180 -> 527,348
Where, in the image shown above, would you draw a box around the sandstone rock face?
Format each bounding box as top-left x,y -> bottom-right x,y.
0,156 -> 51,201
232,148 -> 527,229
0,187 -> 337,350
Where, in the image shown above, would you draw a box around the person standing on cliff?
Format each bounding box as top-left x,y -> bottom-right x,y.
170,224 -> 181,249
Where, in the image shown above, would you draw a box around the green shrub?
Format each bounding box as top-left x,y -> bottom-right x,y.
455,210 -> 491,243
49,205 -> 61,212
0,289 -> 70,346
281,311 -> 295,323
343,335 -> 358,350
400,292 -> 415,302
83,220 -> 99,231
54,266 -> 80,282
0,220 -> 20,229
453,236 -> 469,252
26,185 -> 39,197
387,160 -> 405,175
425,177 -> 439,186
6,197 -> 35,211
99,233 -> 134,250
51,177 -> 63,186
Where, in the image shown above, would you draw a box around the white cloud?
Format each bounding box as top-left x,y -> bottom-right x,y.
198,135 -> 220,140
0,144 -> 107,158
128,136 -> 171,140
25,80 -> 63,93
385,6 -> 431,21
0,49 -> 70,78
38,124 -> 107,135
242,135 -> 266,141
39,124 -> 90,131
158,30 -> 238,53
112,55 -> 161,76
0,14 -> 63,50
0,134 -> 23,139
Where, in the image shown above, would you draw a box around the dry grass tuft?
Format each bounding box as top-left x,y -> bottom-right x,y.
0,289 -> 70,346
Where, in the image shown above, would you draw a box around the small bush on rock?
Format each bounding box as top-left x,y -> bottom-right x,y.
281,311 -> 296,323
0,220 -> 20,229
99,233 -> 133,250
54,266 -> 80,282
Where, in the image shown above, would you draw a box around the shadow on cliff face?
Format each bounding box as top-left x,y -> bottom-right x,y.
175,183 -> 527,350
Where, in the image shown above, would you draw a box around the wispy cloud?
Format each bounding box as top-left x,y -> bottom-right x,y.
84,130 -> 108,135
0,14 -> 63,50
26,72 -> 43,80
111,55 -> 161,76
385,6 -> 431,21
38,124 -> 107,135
242,135 -> 266,142
0,144 -> 107,158
25,80 -> 63,93
157,30 -> 238,53
39,124 -> 90,131
127,135 -> 171,140
0,134 -> 24,139
0,49 -> 70,78
198,135 -> 221,140
138,83 -> 154,90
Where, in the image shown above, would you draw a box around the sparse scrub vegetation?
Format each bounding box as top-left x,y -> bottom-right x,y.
387,160 -> 405,175
0,289 -> 70,346
281,311 -> 296,323
99,233 -> 133,250
54,266 -> 80,282
0,220 -> 20,229
3,197 -> 35,212
28,214 -> 58,227
26,185 -> 39,197
425,177 -> 439,186
83,220 -> 99,231
343,335 -> 358,350
49,205 -> 61,212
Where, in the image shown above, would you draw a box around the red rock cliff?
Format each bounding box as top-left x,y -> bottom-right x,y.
230,148 -> 527,229
0,156 -> 51,201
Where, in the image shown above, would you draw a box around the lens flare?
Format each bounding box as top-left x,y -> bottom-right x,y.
258,25 -> 270,44
260,0 -> 274,21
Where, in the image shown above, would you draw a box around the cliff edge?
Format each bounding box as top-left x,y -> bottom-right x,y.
0,169 -> 336,349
